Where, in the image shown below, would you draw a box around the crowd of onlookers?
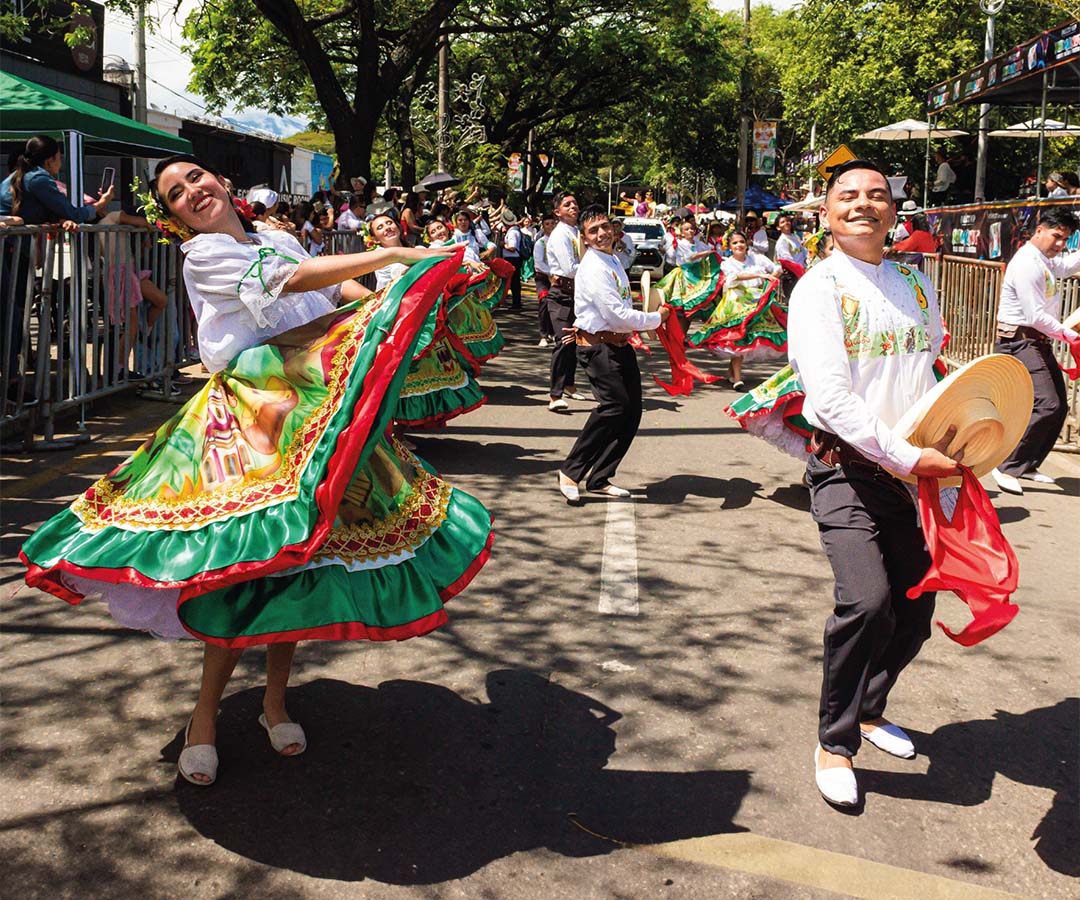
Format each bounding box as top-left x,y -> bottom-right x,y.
246,180 -> 542,309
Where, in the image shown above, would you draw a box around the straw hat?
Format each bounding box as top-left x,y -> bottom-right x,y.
639,271 -> 663,339
888,354 -> 1033,486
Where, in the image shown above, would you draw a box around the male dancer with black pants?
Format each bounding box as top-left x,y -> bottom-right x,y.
788,160 -> 962,808
557,206 -> 669,501
991,207 -> 1080,495
546,192 -> 587,412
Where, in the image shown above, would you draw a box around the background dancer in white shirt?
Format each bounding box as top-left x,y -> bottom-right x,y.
991,207 -> 1080,495
788,159 -> 962,808
546,192 -> 588,411
557,206 -> 669,502
534,213 -> 557,347
773,215 -> 808,268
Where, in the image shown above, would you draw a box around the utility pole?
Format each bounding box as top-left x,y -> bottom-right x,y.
974,0 -> 1004,202
436,26 -> 449,172
736,0 -> 750,221
134,2 -> 147,125
807,120 -> 817,196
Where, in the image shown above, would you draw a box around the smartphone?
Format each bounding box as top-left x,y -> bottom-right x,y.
99,167 -> 115,194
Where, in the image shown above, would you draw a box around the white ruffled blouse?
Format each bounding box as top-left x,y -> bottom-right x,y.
181,230 -> 340,373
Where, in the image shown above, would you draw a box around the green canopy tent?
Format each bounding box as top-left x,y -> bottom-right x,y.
0,72 -> 193,428
0,70 -> 192,200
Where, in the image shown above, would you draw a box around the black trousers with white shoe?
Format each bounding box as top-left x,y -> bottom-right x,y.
548,288 -> 577,398
993,335 -> 1067,478
806,454 -> 935,758
561,343 -> 642,491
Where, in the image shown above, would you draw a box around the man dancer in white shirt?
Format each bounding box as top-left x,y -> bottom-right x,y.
534,212 -> 557,347
546,192 -> 588,411
991,208 -> 1080,494
557,206 -> 670,501
788,159 -> 962,808
773,215 -> 808,268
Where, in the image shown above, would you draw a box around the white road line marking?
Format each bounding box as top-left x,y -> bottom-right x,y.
598,499 -> 639,616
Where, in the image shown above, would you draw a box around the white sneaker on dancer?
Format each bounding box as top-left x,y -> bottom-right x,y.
814,744 -> 858,807
991,468 -> 1023,495
557,472 -> 580,503
548,398 -> 569,412
565,390 -> 589,401
1021,471 -> 1056,484
589,484 -> 631,498
860,722 -> 916,759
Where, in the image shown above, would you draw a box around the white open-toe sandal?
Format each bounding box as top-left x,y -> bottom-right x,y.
178,720 -> 218,786
259,713 -> 307,756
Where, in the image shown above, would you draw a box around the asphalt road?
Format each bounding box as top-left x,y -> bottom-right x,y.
2,291 -> 1077,899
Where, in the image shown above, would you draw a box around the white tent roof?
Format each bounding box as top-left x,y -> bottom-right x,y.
856,118 -> 968,140
988,117 -> 1080,138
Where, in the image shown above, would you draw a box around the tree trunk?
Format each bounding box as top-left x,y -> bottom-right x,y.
330,109 -> 379,187
392,91 -> 418,192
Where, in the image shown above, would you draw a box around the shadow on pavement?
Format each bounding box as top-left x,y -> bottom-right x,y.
858,698 -> 1078,876
765,483 -> 812,512
645,474 -> 761,508
994,506 -> 1030,525
414,438 -> 556,478
171,670 -> 751,884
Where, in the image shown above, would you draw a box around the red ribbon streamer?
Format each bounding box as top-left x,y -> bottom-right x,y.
908,468 -> 1020,646
651,308 -> 721,396
1059,337 -> 1080,381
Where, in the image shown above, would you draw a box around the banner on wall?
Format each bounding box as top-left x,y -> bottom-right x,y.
925,198 -> 1080,262
508,152 -> 524,191
752,121 -> 778,175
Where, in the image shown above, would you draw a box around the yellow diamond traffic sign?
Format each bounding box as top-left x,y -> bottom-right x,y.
816,144 -> 856,183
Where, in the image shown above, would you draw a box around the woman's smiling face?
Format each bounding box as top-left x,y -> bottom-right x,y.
156,162 -> 232,231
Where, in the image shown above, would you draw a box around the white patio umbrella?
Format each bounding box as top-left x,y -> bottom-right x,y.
855,118 -> 968,140
988,117 -> 1080,138
781,194 -> 824,212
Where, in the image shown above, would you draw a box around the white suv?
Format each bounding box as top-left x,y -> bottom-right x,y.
619,217 -> 667,280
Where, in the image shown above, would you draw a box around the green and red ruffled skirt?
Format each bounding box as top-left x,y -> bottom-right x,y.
393,263 -> 507,429
687,279 -> 787,360
724,364 -> 812,460
20,255 -> 493,647
652,253 -> 726,318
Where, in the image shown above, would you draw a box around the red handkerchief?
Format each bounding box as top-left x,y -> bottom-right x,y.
908,468 -> 1020,646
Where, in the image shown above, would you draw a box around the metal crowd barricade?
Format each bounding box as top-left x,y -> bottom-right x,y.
0,223 -> 197,450
923,253 -> 1079,452
323,228 -> 376,290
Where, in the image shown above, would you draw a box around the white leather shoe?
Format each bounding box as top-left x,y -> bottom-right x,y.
548,398 -> 569,412
991,468 -> 1023,495
814,744 -> 858,807
557,472 -> 580,502
1022,471 -> 1056,484
860,723 -> 916,759
590,484 -> 631,498
565,390 -> 589,401
259,713 -> 307,756
178,720 -> 218,786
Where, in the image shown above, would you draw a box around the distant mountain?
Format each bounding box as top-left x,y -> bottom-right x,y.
223,111 -> 309,139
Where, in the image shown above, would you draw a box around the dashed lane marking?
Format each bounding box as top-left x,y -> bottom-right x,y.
644,831 -> 1022,899
598,498 -> 639,616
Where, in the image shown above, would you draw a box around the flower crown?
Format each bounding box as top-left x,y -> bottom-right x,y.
134,177 -> 194,243
357,220 -> 379,250
133,178 -> 257,244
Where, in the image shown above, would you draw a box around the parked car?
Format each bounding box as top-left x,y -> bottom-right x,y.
619,217 -> 667,280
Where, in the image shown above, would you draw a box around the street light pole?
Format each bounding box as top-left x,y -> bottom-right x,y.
437,25 -> 449,173
974,0 -> 1005,202
736,0 -> 750,220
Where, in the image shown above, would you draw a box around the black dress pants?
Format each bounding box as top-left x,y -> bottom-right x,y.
548,287 -> 577,397
562,343 -> 642,490
993,335 -> 1067,477
506,256 -> 523,308
806,454 -> 935,757
535,273 -> 553,338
